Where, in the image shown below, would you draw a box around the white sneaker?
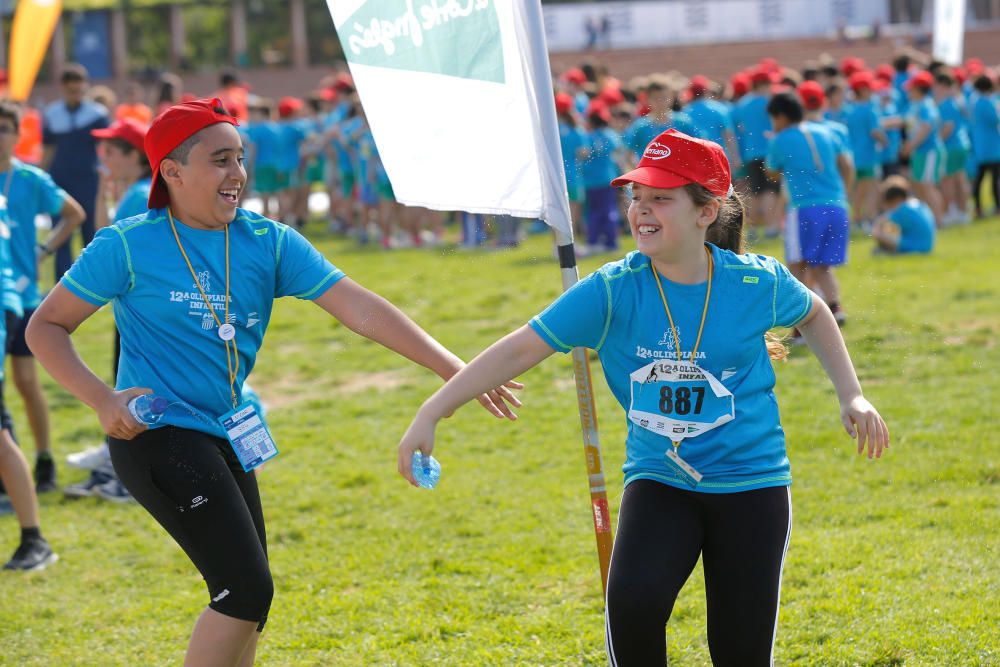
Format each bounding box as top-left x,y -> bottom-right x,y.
66,443 -> 110,470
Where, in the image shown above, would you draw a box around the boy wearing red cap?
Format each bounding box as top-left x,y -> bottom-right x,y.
398,128 -> 888,665
901,71 -> 945,226
733,69 -> 781,235
27,98 -> 521,664
845,72 -> 889,228
0,102 -> 86,498
933,72 -> 972,225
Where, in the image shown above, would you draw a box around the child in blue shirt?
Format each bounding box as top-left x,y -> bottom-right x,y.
398,129 -> 888,665
934,72 -> 972,225
969,74 -> 1000,218
901,71 -> 945,226
845,73 -> 888,227
27,98 -> 521,664
623,79 -> 700,164
873,176 -> 935,253
243,103 -> 283,219
555,93 -> 587,241
580,104 -> 628,252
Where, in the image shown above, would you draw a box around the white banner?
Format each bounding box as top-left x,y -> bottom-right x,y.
326,0 -> 573,238
933,0 -> 967,65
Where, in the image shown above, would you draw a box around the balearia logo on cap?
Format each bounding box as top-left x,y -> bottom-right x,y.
645,142 -> 672,160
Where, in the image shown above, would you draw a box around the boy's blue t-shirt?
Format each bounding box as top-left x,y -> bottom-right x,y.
877,96 -> 903,164
276,120 -> 308,173
115,178 -> 151,223
846,99 -> 882,169
558,122 -> 586,190
61,208 -> 344,438
971,95 -> 1000,163
0,159 -> 67,310
580,127 -> 624,189
766,121 -> 849,209
335,116 -> 365,173
244,122 -> 283,170
732,93 -> 773,161
824,104 -> 852,128
906,97 -> 942,154
623,113 -> 701,157
888,198 -> 935,253
685,99 -> 736,157
529,246 -> 812,493
937,96 -> 971,151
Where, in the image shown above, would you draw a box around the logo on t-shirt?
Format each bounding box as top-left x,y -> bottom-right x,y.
195,270 -> 211,293
644,142 -> 672,160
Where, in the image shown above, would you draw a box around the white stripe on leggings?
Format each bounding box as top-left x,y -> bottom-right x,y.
604,497 -> 624,667
770,486 -> 793,665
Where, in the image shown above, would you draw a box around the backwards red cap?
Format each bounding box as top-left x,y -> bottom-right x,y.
797,80 -> 826,110
848,71 -> 874,92
905,70 -> 935,91
554,92 -> 574,115
611,129 -> 732,198
92,118 -> 148,152
688,75 -> 711,95
145,97 -> 239,209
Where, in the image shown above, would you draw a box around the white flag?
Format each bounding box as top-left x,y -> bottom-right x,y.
933,0 -> 966,66
326,0 -> 573,239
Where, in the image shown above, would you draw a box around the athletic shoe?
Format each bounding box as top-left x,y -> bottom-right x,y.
66,443 -> 111,470
63,468 -> 114,498
829,303 -> 847,327
3,539 -> 58,571
93,478 -> 134,504
34,454 -> 57,494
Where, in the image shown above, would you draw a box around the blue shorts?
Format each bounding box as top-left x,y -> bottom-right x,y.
785,204 -> 849,266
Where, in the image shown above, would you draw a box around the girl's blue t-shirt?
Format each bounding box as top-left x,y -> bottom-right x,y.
580,127 -> 624,189
529,245 -> 812,493
115,178 -> 151,222
906,97 -> 943,154
62,208 -> 344,437
846,100 -> 882,169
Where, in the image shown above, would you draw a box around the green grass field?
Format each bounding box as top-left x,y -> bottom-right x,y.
1,221 -> 998,666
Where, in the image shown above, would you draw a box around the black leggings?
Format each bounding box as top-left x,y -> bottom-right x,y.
974,161 -> 1000,216
109,427 -> 272,630
605,481 -> 792,666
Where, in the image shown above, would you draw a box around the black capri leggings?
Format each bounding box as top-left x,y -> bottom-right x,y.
974,161 -> 1000,216
109,426 -> 272,630
605,480 -> 792,667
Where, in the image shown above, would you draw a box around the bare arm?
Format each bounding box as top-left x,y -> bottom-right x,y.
313,277 -> 523,418
797,297 -> 890,459
41,194 -> 86,254
397,325 -> 555,486
837,153 -> 855,191
26,284 -> 150,439
902,122 -> 931,156
938,120 -> 955,142
724,129 -> 742,169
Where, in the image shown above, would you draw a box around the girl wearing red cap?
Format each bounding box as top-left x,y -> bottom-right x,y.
398,129 -> 888,665
27,98 -> 521,666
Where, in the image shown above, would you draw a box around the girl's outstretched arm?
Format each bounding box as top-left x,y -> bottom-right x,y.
797,297 -> 890,459
397,325 -> 556,486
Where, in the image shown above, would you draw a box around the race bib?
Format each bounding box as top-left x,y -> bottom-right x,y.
628,359 -> 735,442
218,401 -> 279,472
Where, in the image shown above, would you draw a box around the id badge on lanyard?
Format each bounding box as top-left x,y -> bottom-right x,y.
218,402 -> 279,472
628,359 -> 735,487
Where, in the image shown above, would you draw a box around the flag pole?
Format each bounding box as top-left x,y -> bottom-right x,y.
514,0 -> 613,595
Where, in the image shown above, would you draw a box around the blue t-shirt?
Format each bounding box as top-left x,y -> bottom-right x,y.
529,246 -> 812,492
906,97 -> 942,154
115,178 -> 151,223
42,100 -> 109,184
243,122 -> 283,170
580,127 -> 624,189
732,94 -> 772,162
624,113 -> 701,157
766,121 -> 849,209
846,100 -> 882,169
824,104 -> 852,128
277,119 -> 309,173
877,96 -> 903,165
970,94 -> 1000,163
888,198 -> 935,253
937,96 -> 971,151
685,99 -> 736,157
558,122 -> 586,191
0,159 -> 67,310
62,208 -> 344,437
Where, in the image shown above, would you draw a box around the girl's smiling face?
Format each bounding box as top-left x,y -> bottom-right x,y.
627,184 -> 719,259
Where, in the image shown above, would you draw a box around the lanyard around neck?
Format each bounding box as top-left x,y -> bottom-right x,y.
168,207 -> 239,408
650,245 -> 713,364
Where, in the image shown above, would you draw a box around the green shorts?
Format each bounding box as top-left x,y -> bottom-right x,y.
305,157 -> 325,184
376,179 -> 394,201
911,149 -> 943,185
945,148 -> 969,176
254,166 -> 281,195
276,169 -> 301,190
855,165 -> 880,181
340,169 -> 356,198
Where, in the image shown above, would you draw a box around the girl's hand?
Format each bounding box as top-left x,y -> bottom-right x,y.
97,387 -> 153,440
841,395 -> 890,459
398,412 -> 438,487
473,380 -> 524,420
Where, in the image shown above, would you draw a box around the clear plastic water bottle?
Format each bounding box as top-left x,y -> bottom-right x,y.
127,395 -> 169,425
411,452 -> 441,489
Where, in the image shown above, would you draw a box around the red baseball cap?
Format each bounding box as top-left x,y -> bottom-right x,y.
145,97 -> 239,209
875,64 -> 894,81
278,96 -> 303,118
586,99 -> 611,123
563,68 -> 587,86
688,75 -> 711,96
730,73 -> 750,98
848,71 -> 874,92
841,57 -> 866,76
611,129 -> 732,198
750,68 -> 776,85
598,86 -> 625,106
554,92 -> 573,115
333,72 -> 355,92
966,57 -> 984,74
905,70 -> 934,91
92,118 -> 148,152
797,80 -> 826,110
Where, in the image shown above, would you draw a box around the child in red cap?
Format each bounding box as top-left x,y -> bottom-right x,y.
397,129 -> 888,665
27,98 -> 523,664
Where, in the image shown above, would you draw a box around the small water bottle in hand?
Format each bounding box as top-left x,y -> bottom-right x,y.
411,452 -> 441,489
127,395 -> 169,425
